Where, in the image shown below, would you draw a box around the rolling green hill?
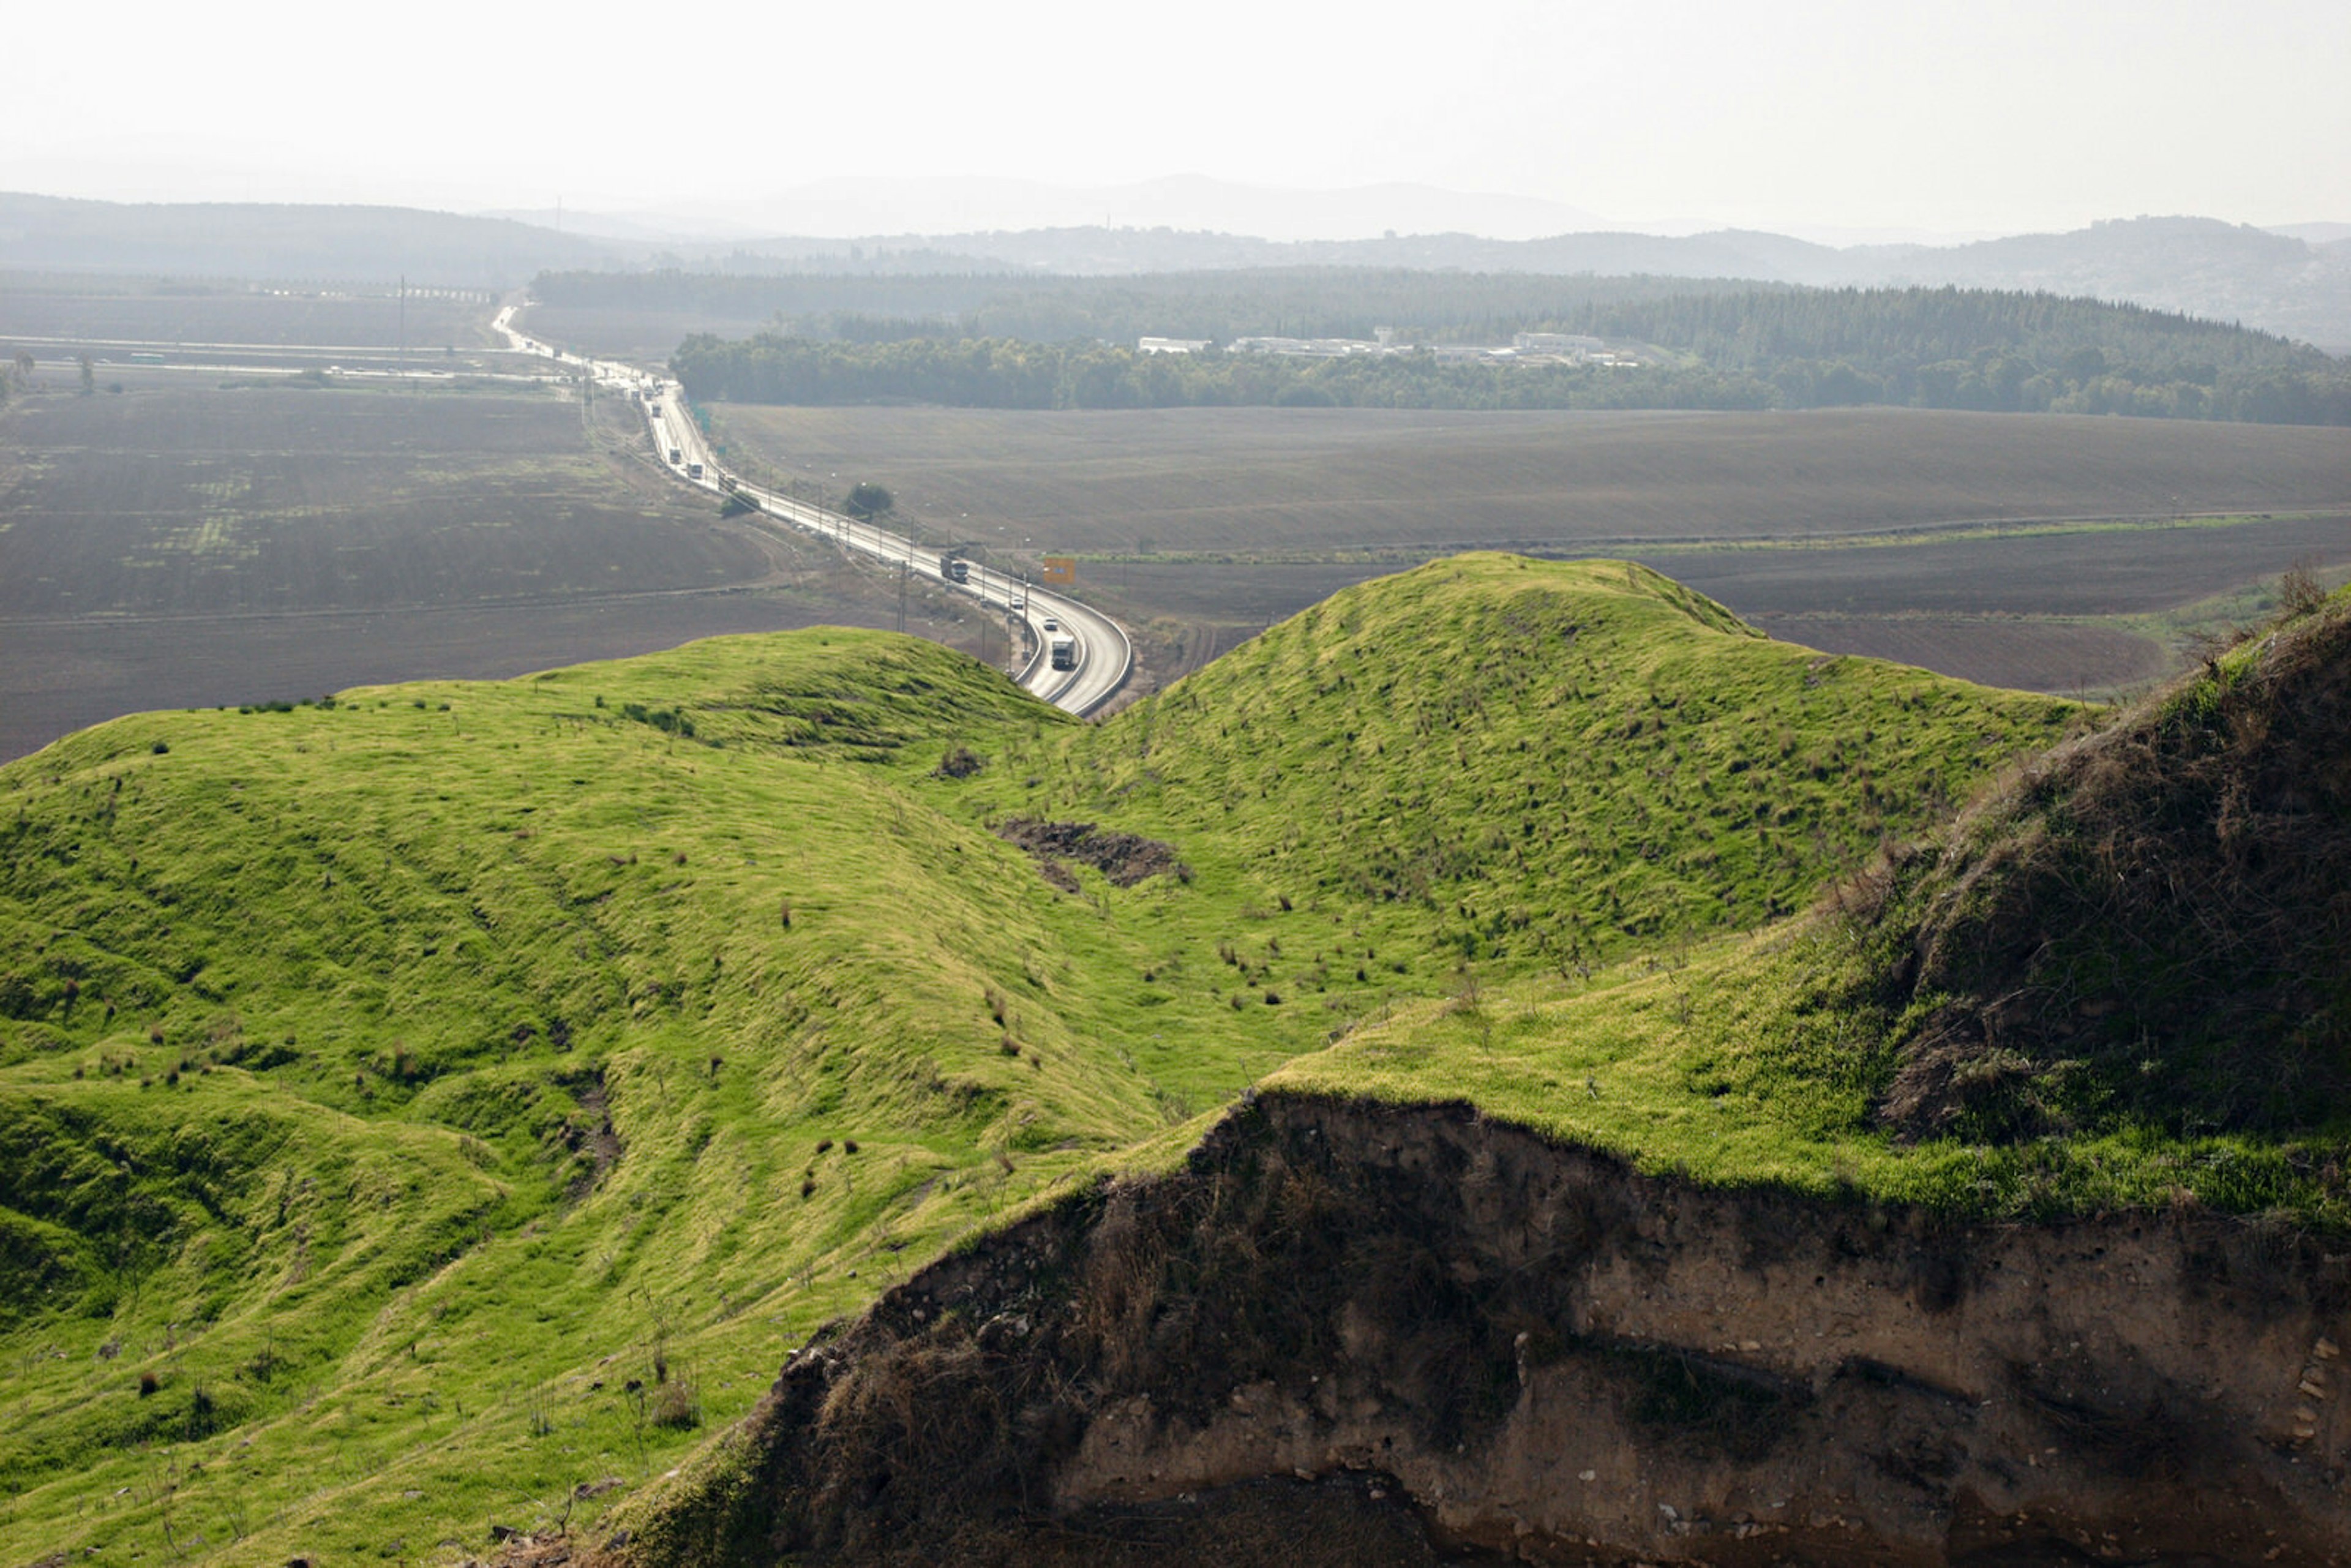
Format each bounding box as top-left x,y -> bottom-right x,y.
1267,578 -> 2351,1229
0,558 -> 2082,1563
1015,556 -> 2076,978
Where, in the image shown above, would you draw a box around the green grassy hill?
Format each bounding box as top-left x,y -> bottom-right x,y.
0,558 -> 2080,1564
1269,579 -> 2351,1228
1014,555 -> 2076,978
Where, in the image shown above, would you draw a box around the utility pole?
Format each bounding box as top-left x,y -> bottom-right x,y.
397,273 -> 406,384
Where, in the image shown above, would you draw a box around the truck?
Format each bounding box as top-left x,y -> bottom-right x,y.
1049,634 -> 1078,672
939,553 -> 971,584
667,447 -> 683,465
687,461 -> 704,481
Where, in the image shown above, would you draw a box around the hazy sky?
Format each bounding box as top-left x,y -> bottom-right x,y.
12,0 -> 2347,235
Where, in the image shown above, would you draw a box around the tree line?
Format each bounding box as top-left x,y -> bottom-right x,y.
596,263 -> 2351,424
671,320 -> 2349,424
1563,287 -> 2348,422
536,266 -> 1790,347
669,334 -> 1779,413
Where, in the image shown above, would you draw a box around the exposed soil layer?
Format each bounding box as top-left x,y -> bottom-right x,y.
994,818 -> 1188,888
597,1094 -> 2351,1567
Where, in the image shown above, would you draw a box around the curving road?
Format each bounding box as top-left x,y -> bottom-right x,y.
495,307 -> 1130,717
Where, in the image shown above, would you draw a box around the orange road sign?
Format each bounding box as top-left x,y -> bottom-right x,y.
1041,555 -> 1076,586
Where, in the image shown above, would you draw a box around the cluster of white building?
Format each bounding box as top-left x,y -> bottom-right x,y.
1136,329 -> 1638,365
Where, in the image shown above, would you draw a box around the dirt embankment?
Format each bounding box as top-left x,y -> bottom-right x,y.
601,1096 -> 2351,1567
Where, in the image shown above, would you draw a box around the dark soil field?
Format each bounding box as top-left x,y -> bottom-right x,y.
1652,514 -> 2351,617
1743,615 -> 2174,692
2,387 -> 763,615
711,404 -> 2351,694
0,384 -> 981,761
0,278 -> 492,349
708,405 -> 2351,553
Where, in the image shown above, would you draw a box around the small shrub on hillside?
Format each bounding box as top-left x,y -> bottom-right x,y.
935,746 -> 985,779
620,702 -> 696,738
647,1379 -> 700,1430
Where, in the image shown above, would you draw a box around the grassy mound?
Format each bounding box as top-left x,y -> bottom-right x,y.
1030,553 -> 2077,972
0,558 -> 2082,1565
1269,584 -> 2351,1228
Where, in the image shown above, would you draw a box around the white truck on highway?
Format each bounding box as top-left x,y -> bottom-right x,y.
1049,633 -> 1078,671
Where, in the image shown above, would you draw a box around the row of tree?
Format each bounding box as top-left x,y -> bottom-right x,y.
670,334 -> 1778,412
547,265 -> 2331,372
1567,286 -> 2331,379
535,265 -> 1772,346
671,328 -> 2350,424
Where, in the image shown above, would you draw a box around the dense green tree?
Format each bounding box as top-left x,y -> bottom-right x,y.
636,273 -> 2345,425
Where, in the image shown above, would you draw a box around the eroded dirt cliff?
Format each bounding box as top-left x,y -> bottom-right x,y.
600,1095 -> 2351,1566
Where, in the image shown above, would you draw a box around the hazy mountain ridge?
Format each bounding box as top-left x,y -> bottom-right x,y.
6,193 -> 2346,350
0,192 -> 618,288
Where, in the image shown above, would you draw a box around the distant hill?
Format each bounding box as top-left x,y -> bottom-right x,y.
6,194 -> 2345,347
702,216 -> 2351,350
0,192 -> 623,287
1862,216 -> 2351,351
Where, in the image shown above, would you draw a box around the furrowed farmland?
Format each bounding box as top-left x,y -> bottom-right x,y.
0,277 -> 493,350
707,402 -> 2351,692
3,390 -> 765,615
0,384 -> 982,761
705,405 -> 2351,552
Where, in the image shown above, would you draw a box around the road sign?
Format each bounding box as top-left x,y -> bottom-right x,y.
1041,555 -> 1076,586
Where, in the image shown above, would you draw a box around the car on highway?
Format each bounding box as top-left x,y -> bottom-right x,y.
1043,616 -> 1060,632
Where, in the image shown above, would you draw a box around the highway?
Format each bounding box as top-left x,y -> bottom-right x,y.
494,307 -> 1131,717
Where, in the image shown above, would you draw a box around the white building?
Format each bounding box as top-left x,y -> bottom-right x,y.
1228,335 -> 1409,358
1138,337 -> 1210,354
1512,332 -> 1608,358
